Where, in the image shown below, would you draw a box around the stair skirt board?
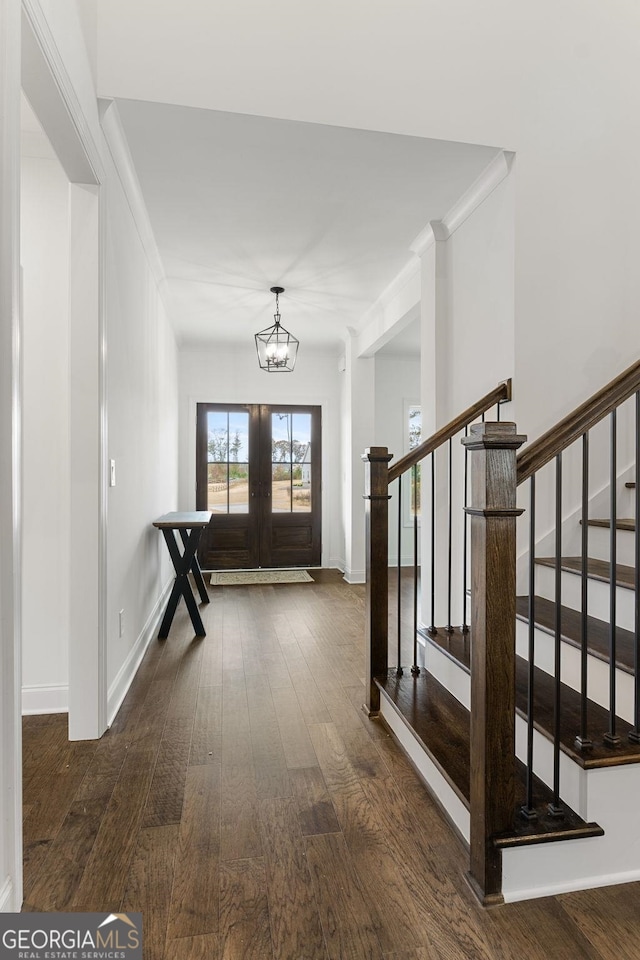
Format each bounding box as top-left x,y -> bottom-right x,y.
378,694 -> 470,844
502,763 -> 640,902
535,562 -> 636,631
515,618 -> 635,724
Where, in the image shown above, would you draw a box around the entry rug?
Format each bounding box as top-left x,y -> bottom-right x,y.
210,569 -> 313,586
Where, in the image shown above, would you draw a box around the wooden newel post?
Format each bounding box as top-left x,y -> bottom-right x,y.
461,422 -> 526,904
362,446 -> 392,716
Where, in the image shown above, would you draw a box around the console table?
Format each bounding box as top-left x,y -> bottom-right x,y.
153,511 -> 212,638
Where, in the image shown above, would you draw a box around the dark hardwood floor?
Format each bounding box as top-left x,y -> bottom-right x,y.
22,569 -> 640,959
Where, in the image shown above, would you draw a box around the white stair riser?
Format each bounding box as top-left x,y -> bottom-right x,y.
422,638 -> 470,710
584,524 -> 637,566
502,763 -> 640,902
535,563 -> 636,631
514,713 -> 583,814
515,619 -> 635,723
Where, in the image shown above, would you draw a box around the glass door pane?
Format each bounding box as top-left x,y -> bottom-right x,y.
206,409 -> 250,513
270,411 -> 312,513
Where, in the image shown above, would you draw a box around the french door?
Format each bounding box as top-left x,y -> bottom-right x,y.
195,403 -> 321,569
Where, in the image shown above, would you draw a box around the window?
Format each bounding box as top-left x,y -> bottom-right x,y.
206,409 -> 250,513
405,402 -> 422,521
271,411 -> 312,513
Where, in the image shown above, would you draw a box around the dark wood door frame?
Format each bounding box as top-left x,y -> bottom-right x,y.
196,403 -> 322,570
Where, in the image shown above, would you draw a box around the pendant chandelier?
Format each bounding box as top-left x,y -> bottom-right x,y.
255,286 -> 299,373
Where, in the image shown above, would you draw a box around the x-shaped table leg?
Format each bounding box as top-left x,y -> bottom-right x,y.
158,527 -> 209,638
178,527 -> 209,603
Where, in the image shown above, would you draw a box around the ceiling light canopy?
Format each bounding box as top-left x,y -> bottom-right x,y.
255,286 -> 299,373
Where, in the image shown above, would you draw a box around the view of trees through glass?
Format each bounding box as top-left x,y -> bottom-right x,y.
205,409 -> 312,513
408,405 -> 422,517
271,412 -> 311,513
206,411 -> 250,513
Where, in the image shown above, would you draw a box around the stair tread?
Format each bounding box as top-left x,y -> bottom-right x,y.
376,670 -> 602,847
584,517 -> 635,531
514,656 -> 640,768
423,625 -> 640,767
419,625 -> 471,672
515,595 -> 635,675
535,555 -> 635,589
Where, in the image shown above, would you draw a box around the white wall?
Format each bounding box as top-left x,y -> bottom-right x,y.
103,139 -> 179,705
178,344 -> 343,571
0,0 -> 22,913
20,146 -> 70,713
441,173 -> 514,418
374,355 -> 420,565
95,0 -> 640,457
413,171 -> 515,631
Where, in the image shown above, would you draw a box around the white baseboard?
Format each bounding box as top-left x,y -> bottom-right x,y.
107,578 -> 173,726
328,557 -> 346,573
344,568 -> 366,584
0,875 -> 14,912
21,683 -> 68,715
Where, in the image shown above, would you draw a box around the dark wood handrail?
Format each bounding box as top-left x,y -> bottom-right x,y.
517,358 -> 640,485
388,379 -> 512,484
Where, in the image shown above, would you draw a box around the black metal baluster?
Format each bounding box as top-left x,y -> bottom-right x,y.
549,453 -> 564,817
576,432 -> 593,749
631,391 -> 640,743
496,401 -> 501,422
412,463 -> 420,675
446,438 -> 453,633
461,426 -> 469,634
429,452 -> 436,635
605,409 -> 621,745
522,474 -> 537,820
396,475 -> 403,677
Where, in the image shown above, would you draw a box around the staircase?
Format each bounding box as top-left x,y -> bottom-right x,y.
364,364 -> 640,904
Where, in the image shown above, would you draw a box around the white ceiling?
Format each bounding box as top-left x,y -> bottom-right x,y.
115,99 -> 499,353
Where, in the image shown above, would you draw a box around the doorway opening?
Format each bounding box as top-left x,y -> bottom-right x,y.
196,403 -> 321,569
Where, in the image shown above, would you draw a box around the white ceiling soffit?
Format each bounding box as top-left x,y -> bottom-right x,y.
114,99 -> 500,351
376,317 -> 422,359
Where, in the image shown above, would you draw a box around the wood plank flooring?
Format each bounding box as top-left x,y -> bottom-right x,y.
22,568 -> 640,959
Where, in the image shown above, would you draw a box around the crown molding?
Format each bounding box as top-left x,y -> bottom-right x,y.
409,221 -> 436,258
99,99 -> 172,321
410,149 -> 515,255
21,0 -> 104,183
442,149 -> 515,238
